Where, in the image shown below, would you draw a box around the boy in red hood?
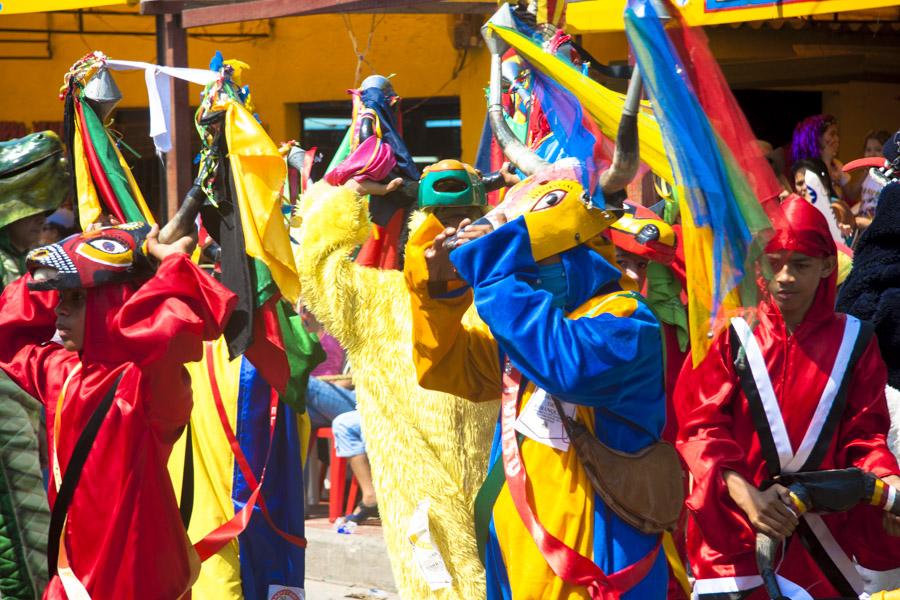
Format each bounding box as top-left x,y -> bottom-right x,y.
0,222 -> 236,599
676,196 -> 900,599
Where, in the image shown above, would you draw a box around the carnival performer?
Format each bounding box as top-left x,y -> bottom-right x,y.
0,130 -> 69,599
607,205 -> 692,600
676,195 -> 900,599
0,222 -> 235,599
292,160 -> 499,599
405,156 -> 672,599
324,74 -> 419,269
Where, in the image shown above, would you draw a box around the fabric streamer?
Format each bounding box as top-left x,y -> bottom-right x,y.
624,0 -> 772,363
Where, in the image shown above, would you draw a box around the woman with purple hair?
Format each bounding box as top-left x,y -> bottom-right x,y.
791,113 -> 849,200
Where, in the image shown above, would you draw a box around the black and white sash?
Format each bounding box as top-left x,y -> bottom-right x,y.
732,315 -> 870,599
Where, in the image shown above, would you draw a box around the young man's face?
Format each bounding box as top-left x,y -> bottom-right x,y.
433,206 -> 485,230
766,250 -> 835,324
615,248 -> 649,290
55,288 -> 86,352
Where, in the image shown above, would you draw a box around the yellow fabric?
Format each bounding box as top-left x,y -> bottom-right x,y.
293,181 -> 497,599
405,220 -> 645,598
837,251 -> 853,286
223,100 -> 299,304
109,130 -> 156,225
566,0 -> 900,33
486,22 -> 673,185
72,111 -> 102,231
662,531 -> 692,598
0,0 -> 134,13
168,338 -> 244,600
297,411 -> 311,466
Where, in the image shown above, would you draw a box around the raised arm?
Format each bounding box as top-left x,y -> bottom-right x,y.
404,214 -> 500,402
105,253 -> 236,369
292,181 -> 401,346
449,217 -> 663,407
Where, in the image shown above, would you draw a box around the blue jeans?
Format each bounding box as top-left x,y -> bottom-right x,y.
332,410 -> 365,457
306,377 -> 356,429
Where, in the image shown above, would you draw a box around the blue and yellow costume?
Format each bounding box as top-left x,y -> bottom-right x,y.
404,169 -> 668,599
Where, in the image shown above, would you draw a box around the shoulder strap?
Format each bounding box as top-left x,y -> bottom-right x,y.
799,318 -> 875,471
730,320 -> 783,477
47,371 -> 124,578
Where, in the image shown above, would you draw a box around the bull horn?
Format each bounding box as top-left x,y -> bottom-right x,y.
598,66 -> 643,200
482,7 -> 550,177
158,183 -> 205,244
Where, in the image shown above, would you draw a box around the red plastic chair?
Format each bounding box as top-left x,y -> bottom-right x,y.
315,427 -> 360,522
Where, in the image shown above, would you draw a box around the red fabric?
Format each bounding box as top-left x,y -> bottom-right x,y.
354,208 -> 404,270
0,254 -> 236,599
243,294 -> 288,395
766,194 -> 837,259
674,303 -> 900,585
75,100 -> 125,224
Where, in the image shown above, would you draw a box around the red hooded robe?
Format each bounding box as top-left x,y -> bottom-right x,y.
675,197 -> 900,598
0,253 -> 236,599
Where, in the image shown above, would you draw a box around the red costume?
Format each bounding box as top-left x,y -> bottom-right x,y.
0,253 -> 235,599
675,197 -> 900,599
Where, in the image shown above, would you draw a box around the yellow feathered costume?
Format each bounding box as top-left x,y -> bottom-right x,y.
293,181 -> 497,599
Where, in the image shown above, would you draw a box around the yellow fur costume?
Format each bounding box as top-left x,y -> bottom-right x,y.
293,181 -> 497,599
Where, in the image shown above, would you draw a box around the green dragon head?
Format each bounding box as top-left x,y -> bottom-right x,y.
0,130 -> 71,231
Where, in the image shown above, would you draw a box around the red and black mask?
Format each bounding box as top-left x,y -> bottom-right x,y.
25,222 -> 154,291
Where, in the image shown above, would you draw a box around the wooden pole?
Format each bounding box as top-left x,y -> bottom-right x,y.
157,12 -> 191,221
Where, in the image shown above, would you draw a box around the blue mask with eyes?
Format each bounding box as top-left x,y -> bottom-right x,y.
533,262 -> 568,309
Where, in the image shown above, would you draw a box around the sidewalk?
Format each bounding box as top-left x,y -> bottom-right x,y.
305,579 -> 398,600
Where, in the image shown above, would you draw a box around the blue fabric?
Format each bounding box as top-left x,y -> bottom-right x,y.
233,358 -> 305,598
624,0 -> 754,315
534,261 -> 568,309
359,87 -> 419,181
332,409 -> 365,457
531,71 -> 601,200
455,219 -> 667,597
305,377 -> 357,430
451,218 -> 665,446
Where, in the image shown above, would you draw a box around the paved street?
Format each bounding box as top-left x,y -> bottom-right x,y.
305,579 -> 399,600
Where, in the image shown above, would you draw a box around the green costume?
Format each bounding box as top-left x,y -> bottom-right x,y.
0,130 -> 69,599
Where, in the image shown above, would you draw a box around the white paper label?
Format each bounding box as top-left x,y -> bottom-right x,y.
407,500 -> 452,590
267,585 -> 305,600
514,388 -> 575,451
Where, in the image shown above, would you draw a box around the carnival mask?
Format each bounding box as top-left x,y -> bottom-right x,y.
450,159 -> 620,261
26,222 -> 154,291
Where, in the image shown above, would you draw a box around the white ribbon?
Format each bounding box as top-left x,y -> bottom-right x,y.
105,60 -> 218,154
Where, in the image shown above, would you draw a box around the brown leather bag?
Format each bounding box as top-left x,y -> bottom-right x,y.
552,397 -> 684,534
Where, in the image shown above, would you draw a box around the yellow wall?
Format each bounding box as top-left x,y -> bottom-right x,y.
0,10 -> 489,161
1,9 -> 898,168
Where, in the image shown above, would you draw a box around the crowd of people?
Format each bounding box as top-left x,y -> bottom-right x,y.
2,2 -> 900,600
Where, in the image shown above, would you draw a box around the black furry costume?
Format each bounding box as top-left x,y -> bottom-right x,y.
837,182 -> 900,389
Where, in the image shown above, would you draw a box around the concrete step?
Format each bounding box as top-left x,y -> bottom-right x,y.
305,517 -> 397,594
304,579 -> 399,600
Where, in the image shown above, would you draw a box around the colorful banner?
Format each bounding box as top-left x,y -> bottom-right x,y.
0,0 -> 135,13
568,0 -> 900,33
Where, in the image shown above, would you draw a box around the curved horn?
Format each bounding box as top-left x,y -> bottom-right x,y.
755,532 -> 789,600
598,66 -> 643,198
158,183 -> 205,244
482,10 -> 550,177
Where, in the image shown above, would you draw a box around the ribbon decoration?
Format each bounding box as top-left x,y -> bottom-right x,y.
105,60 -> 218,155
499,361 -> 659,599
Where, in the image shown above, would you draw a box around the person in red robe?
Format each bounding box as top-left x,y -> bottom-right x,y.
0,222 -> 236,600
676,195 -> 900,599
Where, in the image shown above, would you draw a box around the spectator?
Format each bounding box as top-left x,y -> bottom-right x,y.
39,207 -> 76,245
853,130 -> 892,230
302,307 -> 378,524
790,114 -> 848,199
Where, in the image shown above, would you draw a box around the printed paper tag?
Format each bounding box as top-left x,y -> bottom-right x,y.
514,388 -> 575,451
268,585 -> 305,600
407,500 -> 452,590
